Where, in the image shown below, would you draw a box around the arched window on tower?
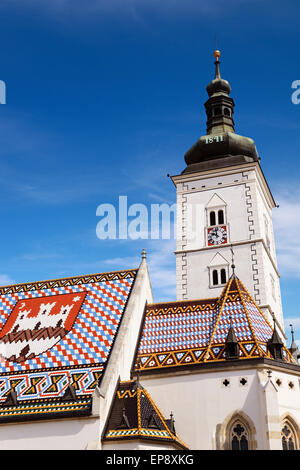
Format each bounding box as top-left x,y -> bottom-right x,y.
212,270 -> 219,286
220,268 -> 227,284
210,266 -> 228,288
208,253 -> 229,289
281,420 -> 298,450
214,107 -> 222,116
224,107 -> 231,116
218,209 -> 224,225
210,211 -> 216,226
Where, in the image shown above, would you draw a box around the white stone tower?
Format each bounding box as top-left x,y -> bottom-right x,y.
172,50 -> 284,331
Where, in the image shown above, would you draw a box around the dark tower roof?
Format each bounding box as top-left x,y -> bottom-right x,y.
226,323 -> 238,344
183,50 -> 259,174
289,324 -> 300,362
267,315 -> 284,360
103,380 -> 187,449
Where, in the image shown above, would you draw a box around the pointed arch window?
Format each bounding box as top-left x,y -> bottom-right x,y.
217,411 -> 257,450
281,420 -> 298,450
230,422 -> 249,450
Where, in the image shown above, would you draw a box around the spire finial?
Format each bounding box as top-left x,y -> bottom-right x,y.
290,324 -> 295,343
133,356 -> 143,390
213,49 -> 221,62
213,49 -> 221,80
230,245 -> 235,277
141,249 -> 147,260
169,411 -> 176,434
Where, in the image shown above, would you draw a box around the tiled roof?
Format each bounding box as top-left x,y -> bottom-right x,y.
103,379 -> 187,449
136,275 -> 295,372
0,269 -> 137,421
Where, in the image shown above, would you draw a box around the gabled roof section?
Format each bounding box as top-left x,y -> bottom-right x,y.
103,380 -> 187,449
136,275 -> 295,373
0,268 -> 137,422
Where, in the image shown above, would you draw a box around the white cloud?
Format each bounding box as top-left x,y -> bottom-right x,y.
103,238 -> 176,301
0,274 -> 15,286
273,187 -> 300,278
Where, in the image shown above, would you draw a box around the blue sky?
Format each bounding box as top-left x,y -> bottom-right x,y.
0,0 -> 299,342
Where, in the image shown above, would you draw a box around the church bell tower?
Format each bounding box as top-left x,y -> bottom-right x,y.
172,50 -> 284,329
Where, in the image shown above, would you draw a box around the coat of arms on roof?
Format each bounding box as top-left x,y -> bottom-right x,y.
0,292 -> 87,363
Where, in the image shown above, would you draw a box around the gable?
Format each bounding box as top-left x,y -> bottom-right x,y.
206,193 -> 226,209
208,252 -> 229,267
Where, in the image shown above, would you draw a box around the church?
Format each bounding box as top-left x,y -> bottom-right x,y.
0,50 -> 299,451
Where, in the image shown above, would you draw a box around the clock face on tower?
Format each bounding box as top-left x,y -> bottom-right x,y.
207,226 -> 227,246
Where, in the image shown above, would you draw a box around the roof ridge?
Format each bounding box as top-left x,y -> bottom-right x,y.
203,276 -> 234,362
235,277 -> 263,357
141,386 -> 188,448
0,268 -> 138,293
235,277 -> 295,361
146,297 -> 218,308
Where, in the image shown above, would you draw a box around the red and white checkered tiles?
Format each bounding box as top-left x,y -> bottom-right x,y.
0,273 -> 135,373
139,303 -> 216,355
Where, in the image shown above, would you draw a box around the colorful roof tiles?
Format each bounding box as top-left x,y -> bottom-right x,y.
0,269 -> 137,421
136,275 -> 295,372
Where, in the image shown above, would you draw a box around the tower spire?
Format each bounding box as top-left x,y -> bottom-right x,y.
205,49 -> 235,135
267,313 -> 284,360
289,324 -> 300,362
183,49 -> 259,174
